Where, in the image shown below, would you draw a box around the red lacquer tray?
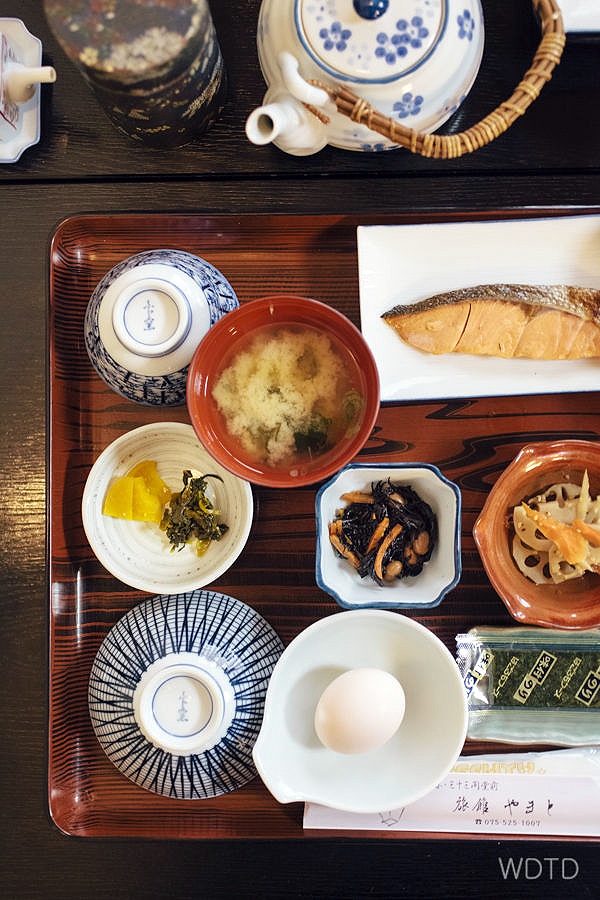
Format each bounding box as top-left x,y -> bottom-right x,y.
49,211 -> 600,839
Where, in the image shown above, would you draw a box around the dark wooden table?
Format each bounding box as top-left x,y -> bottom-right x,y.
2,1 -> 600,898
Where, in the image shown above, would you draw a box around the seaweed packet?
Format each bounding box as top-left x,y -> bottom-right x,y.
456,627 -> 600,745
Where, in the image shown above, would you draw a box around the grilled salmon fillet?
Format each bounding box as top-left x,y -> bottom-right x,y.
382,284 -> 600,359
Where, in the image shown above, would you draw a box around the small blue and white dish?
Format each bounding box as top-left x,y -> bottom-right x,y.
316,462 -> 461,610
84,249 -> 238,405
88,589 -> 284,800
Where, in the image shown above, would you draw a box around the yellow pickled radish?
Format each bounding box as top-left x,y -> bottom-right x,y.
102,476 -> 135,519
130,477 -> 162,523
127,460 -> 171,505
102,460 -> 170,523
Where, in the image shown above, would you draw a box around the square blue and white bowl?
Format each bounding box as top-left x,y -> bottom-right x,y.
315,463 -> 461,610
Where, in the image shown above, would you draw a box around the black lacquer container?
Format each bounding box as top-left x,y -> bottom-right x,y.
44,0 -> 227,147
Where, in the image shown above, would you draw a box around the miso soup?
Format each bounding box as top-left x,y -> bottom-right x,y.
211,325 -> 365,468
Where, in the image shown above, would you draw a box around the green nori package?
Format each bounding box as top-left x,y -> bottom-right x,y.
456,627 -> 600,746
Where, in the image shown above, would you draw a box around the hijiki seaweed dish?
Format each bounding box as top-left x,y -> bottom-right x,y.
328,479 -> 437,585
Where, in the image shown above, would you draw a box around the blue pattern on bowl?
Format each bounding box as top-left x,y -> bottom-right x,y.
88,589 -> 284,800
84,249 -> 238,406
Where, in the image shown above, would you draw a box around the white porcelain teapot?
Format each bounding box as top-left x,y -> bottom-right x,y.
246,0 -> 484,155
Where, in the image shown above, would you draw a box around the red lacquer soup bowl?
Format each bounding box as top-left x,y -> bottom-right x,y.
186,295 -> 380,488
474,440 -> 600,630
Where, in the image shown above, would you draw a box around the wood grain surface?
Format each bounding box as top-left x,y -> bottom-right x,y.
2,187 -> 600,900
3,0 -> 600,895
48,211 -> 600,841
1,0 -> 599,181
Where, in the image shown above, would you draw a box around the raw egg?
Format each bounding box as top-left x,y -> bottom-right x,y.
314,667 -> 405,755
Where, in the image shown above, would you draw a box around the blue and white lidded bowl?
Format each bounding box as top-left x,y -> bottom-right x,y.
84,249 -> 238,405
88,589 -> 284,799
247,0 -> 484,154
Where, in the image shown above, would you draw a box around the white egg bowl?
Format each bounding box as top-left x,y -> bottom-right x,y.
316,463 -> 461,609
82,422 -> 253,594
252,609 -> 468,813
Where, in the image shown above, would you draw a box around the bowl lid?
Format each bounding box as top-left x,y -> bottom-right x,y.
112,276 -> 193,359
84,249 -> 239,405
295,0 -> 446,83
94,261 -> 211,377
133,652 -> 235,756
88,589 -> 284,799
43,0 -> 207,90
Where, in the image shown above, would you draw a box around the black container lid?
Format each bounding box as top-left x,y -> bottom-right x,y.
44,0 -> 212,90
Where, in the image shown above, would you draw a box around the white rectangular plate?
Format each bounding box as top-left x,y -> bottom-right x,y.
558,0 -> 600,32
358,215 -> 600,402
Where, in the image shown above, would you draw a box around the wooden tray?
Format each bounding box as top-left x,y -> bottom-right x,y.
48,211 -> 600,839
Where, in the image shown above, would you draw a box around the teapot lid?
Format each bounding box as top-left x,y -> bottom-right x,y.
295,0 -> 446,83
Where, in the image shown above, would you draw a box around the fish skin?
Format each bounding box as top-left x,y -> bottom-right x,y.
382,284 -> 600,360
382,284 -> 600,325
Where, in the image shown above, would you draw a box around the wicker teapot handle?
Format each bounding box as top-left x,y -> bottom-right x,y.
311,0 -> 565,158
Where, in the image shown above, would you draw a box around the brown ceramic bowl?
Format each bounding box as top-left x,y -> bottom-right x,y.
186,295 -> 380,488
473,440 -> 600,630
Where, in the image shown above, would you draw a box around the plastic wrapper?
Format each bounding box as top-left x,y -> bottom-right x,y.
456,626 -> 600,745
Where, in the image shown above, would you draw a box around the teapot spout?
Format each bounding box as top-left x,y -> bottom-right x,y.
245,89 -> 327,156
246,99 -> 301,146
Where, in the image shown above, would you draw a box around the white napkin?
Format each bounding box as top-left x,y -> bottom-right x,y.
304,748 -> 600,836
558,0 -> 600,32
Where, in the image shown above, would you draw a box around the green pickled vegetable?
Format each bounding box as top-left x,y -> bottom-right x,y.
160,470 -> 228,556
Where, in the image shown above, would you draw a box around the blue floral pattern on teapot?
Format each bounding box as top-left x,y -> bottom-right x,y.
249,0 -> 484,154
